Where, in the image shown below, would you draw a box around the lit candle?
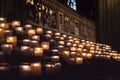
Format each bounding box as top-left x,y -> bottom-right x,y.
34,47 -> 43,56
20,64 -> 31,75
63,50 -> 70,57
78,44 -> 84,48
32,35 -> 40,41
55,62 -> 61,70
58,41 -> 64,45
1,44 -> 13,55
45,34 -> 52,39
70,58 -> 75,62
51,49 -> 59,53
0,23 -> 9,29
45,64 -> 52,74
28,29 -> 36,36
86,53 -> 93,59
97,51 -> 102,54
12,21 -> 20,27
51,56 -> 60,62
24,24 -> 32,30
90,50 -> 95,54
51,49 -> 59,55
75,40 -> 80,44
0,17 -> 6,22
15,27 -> 24,34
55,32 -> 61,37
69,39 -> 74,43
81,53 -> 87,58
68,36 -> 73,39
62,34 -> 67,38
31,40 -> 39,47
31,62 -> 42,75
70,47 -> 77,52
4,30 -> 12,37
73,43 -> 77,47
0,63 -> 9,70
66,42 -> 72,47
36,27 -> 43,34
41,42 -> 49,50
22,39 -> 31,46
60,37 -> 64,40
77,48 -> 82,53
20,46 -> 30,55
57,45 -> 64,49
70,52 -> 77,58
46,30 -> 53,35
6,36 -> 17,46
76,57 -> 83,64
105,55 -> 111,60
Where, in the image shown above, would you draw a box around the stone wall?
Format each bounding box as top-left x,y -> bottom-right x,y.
25,0 -> 96,42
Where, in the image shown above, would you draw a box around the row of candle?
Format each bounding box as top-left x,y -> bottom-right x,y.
0,17 -> 61,76
0,62 -> 61,75
0,17 -> 120,65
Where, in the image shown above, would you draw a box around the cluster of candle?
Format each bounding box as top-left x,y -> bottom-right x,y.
0,17 -> 120,76
0,17 -> 61,75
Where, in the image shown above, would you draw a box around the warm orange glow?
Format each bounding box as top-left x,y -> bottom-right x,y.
32,35 -> 40,41
51,56 -> 60,62
63,50 -> 70,57
81,53 -> 87,58
76,57 -> 83,64
20,64 -> 31,71
1,44 -> 13,53
0,23 -> 9,29
0,17 -> 5,22
34,47 -> 43,56
90,47 -> 95,50
58,41 -> 64,45
78,44 -> 84,48
31,62 -> 42,75
15,27 -> 24,33
75,40 -> 80,44
70,52 -> 77,57
60,37 -> 64,40
66,42 -> 72,46
12,21 -> 20,27
69,39 -> 74,43
70,58 -> 75,62
46,30 -> 53,34
31,40 -> 39,47
77,48 -> 82,53
86,53 -> 93,59
25,24 -> 32,30
23,39 -> 31,45
41,42 -> 50,50
28,29 -> 36,36
105,55 -> 111,60
70,47 -> 77,51
36,27 -> 43,34
55,32 -> 61,36
21,46 -> 30,54
90,50 -> 95,54
6,36 -> 17,46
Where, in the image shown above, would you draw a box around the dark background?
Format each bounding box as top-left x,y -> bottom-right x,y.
58,0 -> 120,52
0,0 -> 120,80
